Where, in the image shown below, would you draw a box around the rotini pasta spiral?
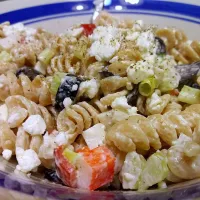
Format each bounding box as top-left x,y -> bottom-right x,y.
156,28 -> 187,51
51,35 -> 77,55
107,104 -> 200,153
100,90 -> 128,106
116,41 -> 142,62
108,61 -> 131,77
0,121 -> 16,154
162,101 -> 182,114
107,115 -> 162,153
137,91 -> 171,116
47,54 -> 75,75
107,41 -> 142,77
0,61 -> 18,75
148,114 -> 182,146
176,41 -> 200,63
0,71 -> 52,106
35,29 -> 56,50
10,43 -> 38,67
100,76 -> 128,95
57,101 -> 100,145
5,95 -> 55,131
146,92 -> 171,115
156,28 -> 200,63
90,98 -> 108,113
47,35 -> 92,76
84,62 -> 105,79
148,104 -> 200,146
168,143 -> 200,179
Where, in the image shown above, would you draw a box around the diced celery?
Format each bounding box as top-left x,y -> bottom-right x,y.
178,85 -> 200,104
38,48 -> 55,65
50,72 -> 66,95
159,80 -> 176,92
139,76 -> 158,97
0,51 -> 12,62
138,151 -> 169,191
120,152 -> 146,190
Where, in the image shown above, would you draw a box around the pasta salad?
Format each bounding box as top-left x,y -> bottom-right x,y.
0,11 -> 200,191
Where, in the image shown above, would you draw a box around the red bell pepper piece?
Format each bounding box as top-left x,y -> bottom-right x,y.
81,24 -> 96,36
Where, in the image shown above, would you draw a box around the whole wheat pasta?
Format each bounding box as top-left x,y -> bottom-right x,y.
0,12 -> 200,191
0,72 -> 52,106
5,95 -> 55,131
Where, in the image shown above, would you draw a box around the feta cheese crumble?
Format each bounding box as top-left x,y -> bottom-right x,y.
0,34 -> 20,49
79,79 -> 100,99
68,67 -> 75,74
72,84 -> 78,91
89,26 -> 122,61
154,55 -> 180,92
16,147 -> 41,173
146,91 -> 163,112
89,26 -> 120,41
55,132 -> 70,146
3,23 -> 36,37
63,97 -> 72,108
89,37 -> 120,61
126,29 -> 157,57
2,149 -> 12,161
127,56 -> 155,84
82,123 -> 106,150
39,132 -> 57,160
136,30 -> 155,52
22,115 -> 46,135
104,96 -> 138,123
127,54 -> 180,92
0,23 -> 36,49
112,96 -> 132,110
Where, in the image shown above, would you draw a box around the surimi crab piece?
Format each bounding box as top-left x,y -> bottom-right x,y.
54,146 -> 77,188
54,145 -> 115,190
76,146 -> 115,190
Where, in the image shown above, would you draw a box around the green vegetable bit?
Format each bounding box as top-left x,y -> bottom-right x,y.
63,148 -> 80,165
38,48 -> 55,65
178,85 -> 200,104
138,151 -> 169,191
50,72 -> 66,95
139,76 -> 158,97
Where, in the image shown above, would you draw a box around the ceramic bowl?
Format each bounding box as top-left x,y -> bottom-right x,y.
0,0 -> 200,199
